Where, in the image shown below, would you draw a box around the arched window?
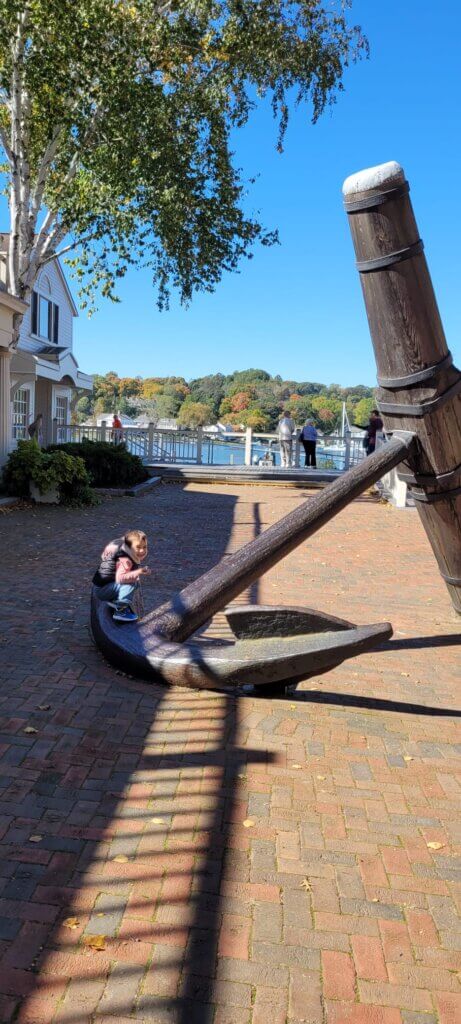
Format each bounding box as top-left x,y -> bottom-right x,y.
31,274 -> 59,343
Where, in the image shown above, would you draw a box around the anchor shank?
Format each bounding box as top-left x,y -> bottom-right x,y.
149,434 -> 414,642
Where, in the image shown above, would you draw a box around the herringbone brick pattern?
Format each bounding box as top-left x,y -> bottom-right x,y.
0,482 -> 460,1023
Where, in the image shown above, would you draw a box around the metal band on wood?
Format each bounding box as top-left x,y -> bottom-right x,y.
377,352 -> 453,389
440,572 -> 461,586
357,239 -> 424,274
344,181 -> 410,214
378,377 -> 461,417
409,484 -> 461,503
398,460 -> 461,487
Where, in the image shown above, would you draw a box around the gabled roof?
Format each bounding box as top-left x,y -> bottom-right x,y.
0,234 -> 79,317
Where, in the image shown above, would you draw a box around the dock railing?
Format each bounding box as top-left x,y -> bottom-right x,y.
52,421 -> 366,472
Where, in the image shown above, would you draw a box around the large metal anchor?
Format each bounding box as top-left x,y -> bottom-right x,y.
91,435 -> 414,691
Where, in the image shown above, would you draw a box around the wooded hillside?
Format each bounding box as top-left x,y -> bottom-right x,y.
77,369 -> 375,431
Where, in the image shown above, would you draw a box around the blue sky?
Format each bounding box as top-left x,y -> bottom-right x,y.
15,1 -> 461,385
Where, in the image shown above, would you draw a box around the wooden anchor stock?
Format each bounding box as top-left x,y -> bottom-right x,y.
343,162 -> 461,614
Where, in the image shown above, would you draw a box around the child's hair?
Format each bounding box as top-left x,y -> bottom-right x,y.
124,530 -> 147,547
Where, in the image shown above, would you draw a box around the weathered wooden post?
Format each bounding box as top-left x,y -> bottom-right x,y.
343,161 -> 461,614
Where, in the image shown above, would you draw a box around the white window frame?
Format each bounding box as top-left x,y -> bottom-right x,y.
31,289 -> 59,345
52,386 -> 71,443
12,383 -> 34,441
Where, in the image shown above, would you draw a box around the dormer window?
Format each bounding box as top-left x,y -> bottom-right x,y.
31,277 -> 59,343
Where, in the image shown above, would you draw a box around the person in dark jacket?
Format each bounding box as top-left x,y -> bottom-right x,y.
365,409 -> 383,456
299,420 -> 318,467
93,530 -> 151,622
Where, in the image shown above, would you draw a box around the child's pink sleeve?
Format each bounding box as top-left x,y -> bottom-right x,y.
102,541 -> 118,558
115,557 -> 142,584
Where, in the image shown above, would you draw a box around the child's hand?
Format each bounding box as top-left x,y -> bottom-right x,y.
140,566 -> 151,576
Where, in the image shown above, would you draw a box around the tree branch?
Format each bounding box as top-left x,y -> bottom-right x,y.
28,125 -> 62,231
8,5 -> 32,296
41,233 -> 96,264
24,101 -> 105,289
0,124 -> 13,165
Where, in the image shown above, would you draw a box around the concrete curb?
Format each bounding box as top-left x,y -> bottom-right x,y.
145,464 -> 341,487
0,496 -> 20,508
94,476 -> 161,497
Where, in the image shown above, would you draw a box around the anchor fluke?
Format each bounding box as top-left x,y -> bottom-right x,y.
91,592 -> 392,691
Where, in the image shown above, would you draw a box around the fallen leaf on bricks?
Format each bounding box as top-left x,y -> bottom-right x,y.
300,878 -> 311,891
37,704 -> 51,711
316,775 -> 326,780
403,756 -> 414,762
113,854 -> 129,863
400,672 -> 410,678
29,835 -> 43,842
23,726 -> 38,735
83,935 -> 106,951
150,817 -> 166,824
291,764 -> 303,769
243,819 -> 255,828
427,842 -> 444,850
63,918 -> 80,929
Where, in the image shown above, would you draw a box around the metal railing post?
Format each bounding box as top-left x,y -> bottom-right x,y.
244,427 -> 253,466
294,434 -> 300,468
100,420 -> 107,443
344,430 -> 351,471
52,417 -> 58,444
147,422 -> 154,462
196,426 -> 203,465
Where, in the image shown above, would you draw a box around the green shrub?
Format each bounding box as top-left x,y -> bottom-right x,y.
2,440 -> 97,506
46,440 -> 148,487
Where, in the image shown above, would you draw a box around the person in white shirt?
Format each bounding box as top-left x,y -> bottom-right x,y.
277,411 -> 295,467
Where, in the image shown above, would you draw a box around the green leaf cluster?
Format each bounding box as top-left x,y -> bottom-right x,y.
47,439 -> 148,487
2,439 -> 96,504
0,0 -> 367,308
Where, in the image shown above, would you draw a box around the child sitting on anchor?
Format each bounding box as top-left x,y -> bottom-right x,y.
93,530 -> 151,623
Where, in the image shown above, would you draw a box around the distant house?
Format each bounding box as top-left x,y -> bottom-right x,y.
1,237 -> 92,449
86,413 -> 136,428
157,418 -> 178,431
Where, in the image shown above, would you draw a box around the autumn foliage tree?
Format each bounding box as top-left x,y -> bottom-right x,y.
177,401 -> 211,427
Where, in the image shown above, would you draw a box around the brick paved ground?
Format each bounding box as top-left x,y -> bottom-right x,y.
0,482 -> 460,1024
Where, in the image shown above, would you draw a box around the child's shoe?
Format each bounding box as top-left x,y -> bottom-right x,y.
107,600 -> 135,612
112,605 -> 138,623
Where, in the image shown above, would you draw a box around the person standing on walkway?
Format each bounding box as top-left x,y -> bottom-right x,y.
278,411 -> 295,468
299,420 -> 318,467
111,412 -> 123,444
365,409 -> 383,456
